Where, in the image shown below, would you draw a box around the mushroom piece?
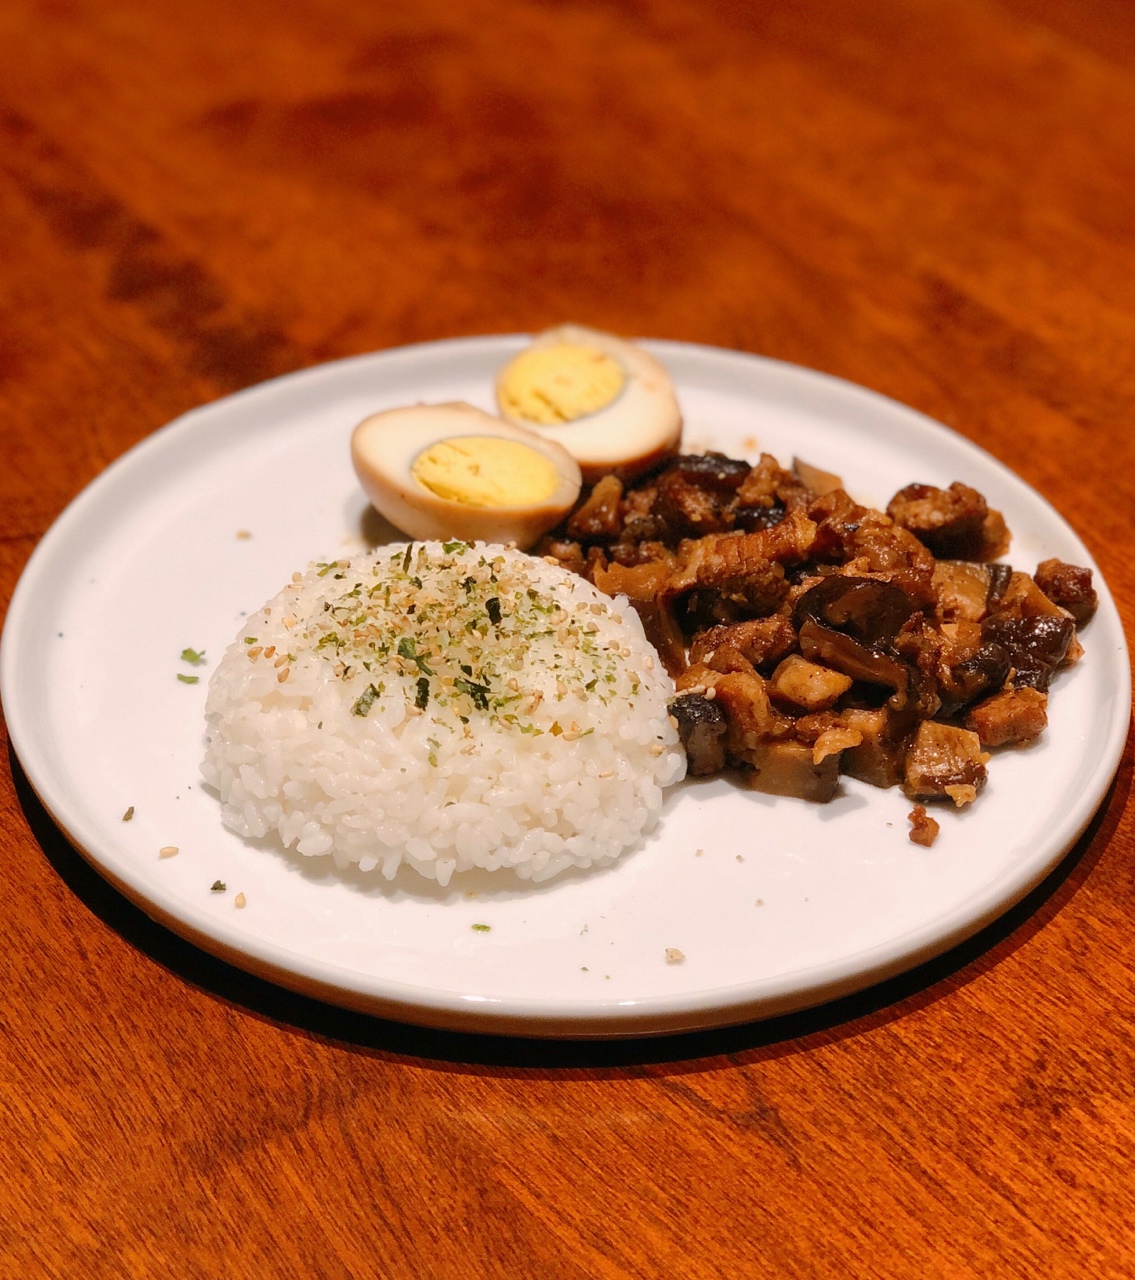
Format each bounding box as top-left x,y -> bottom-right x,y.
669,693 -> 729,776
792,576 -> 928,710
793,574 -> 919,645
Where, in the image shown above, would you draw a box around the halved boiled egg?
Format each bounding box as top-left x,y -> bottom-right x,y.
351,403 -> 582,549
495,324 -> 682,483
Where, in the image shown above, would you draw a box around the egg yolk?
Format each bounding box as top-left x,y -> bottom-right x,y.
497,342 -> 625,425
411,436 -> 562,507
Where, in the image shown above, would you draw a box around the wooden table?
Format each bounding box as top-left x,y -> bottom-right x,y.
3,1 -> 1134,1275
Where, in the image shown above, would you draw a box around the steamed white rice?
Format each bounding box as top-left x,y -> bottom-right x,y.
202,541 -> 685,885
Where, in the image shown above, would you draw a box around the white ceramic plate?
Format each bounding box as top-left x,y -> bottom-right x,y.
2,337 -> 1128,1037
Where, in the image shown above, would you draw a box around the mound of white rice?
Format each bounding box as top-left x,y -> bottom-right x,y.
202,541 -> 685,885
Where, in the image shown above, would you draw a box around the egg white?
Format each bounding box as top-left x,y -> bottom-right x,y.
495,324 -> 682,482
351,402 -> 582,549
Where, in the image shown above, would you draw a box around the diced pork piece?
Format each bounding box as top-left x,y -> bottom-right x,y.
769,655 -> 853,712
592,557 -> 672,601
838,706 -> 918,789
843,517 -> 939,608
997,570 -> 1074,622
675,661 -> 718,692
979,509 -> 1011,560
809,724 -> 864,764
809,491 -> 938,606
965,687 -> 1048,748
736,452 -> 816,514
932,560 -> 1006,622
908,805 -> 940,847
669,693 -> 729,776
534,536 -> 587,576
689,616 -> 798,671
653,469 -> 736,537
1033,559 -> 1098,627
707,669 -> 790,757
566,474 -> 624,540
666,527 -> 808,612
689,642 -> 755,676
886,482 -> 993,559
902,722 -> 988,806
607,537 -> 675,568
743,740 -> 841,802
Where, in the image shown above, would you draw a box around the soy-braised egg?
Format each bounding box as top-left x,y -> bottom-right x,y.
495,324 -> 682,482
351,403 -> 582,549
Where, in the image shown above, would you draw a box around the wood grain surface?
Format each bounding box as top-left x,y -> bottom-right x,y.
3,1 -> 1134,1275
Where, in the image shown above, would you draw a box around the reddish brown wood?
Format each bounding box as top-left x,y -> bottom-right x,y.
2,1 -> 1134,1275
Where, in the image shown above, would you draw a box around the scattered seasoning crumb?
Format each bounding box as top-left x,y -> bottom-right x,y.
604,974 -> 611,980
234,892 -> 247,908
176,673 -> 200,684
463,890 -> 479,899
580,924 -> 589,934
158,845 -> 178,858
695,848 -> 704,857
665,947 -> 686,964
581,966 -> 589,972
735,854 -> 744,862
122,806 -> 135,822
908,804 -> 940,847
756,898 -> 764,906
236,530 -> 252,539
471,923 -> 491,933
210,880 -> 227,892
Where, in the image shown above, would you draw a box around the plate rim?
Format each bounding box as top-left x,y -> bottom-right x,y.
3,334 -> 1129,1038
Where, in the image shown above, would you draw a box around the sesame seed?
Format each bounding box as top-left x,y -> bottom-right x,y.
277,667 -> 290,683
159,846 -> 179,859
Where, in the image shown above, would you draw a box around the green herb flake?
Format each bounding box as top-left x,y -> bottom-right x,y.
177,673 -> 200,684
210,880 -> 227,893
398,636 -> 434,675
471,923 -> 491,933
243,636 -> 258,645
180,647 -> 206,665
352,684 -> 380,717
455,677 -> 490,710
486,597 -> 502,626
443,540 -> 468,555
415,677 -> 430,709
